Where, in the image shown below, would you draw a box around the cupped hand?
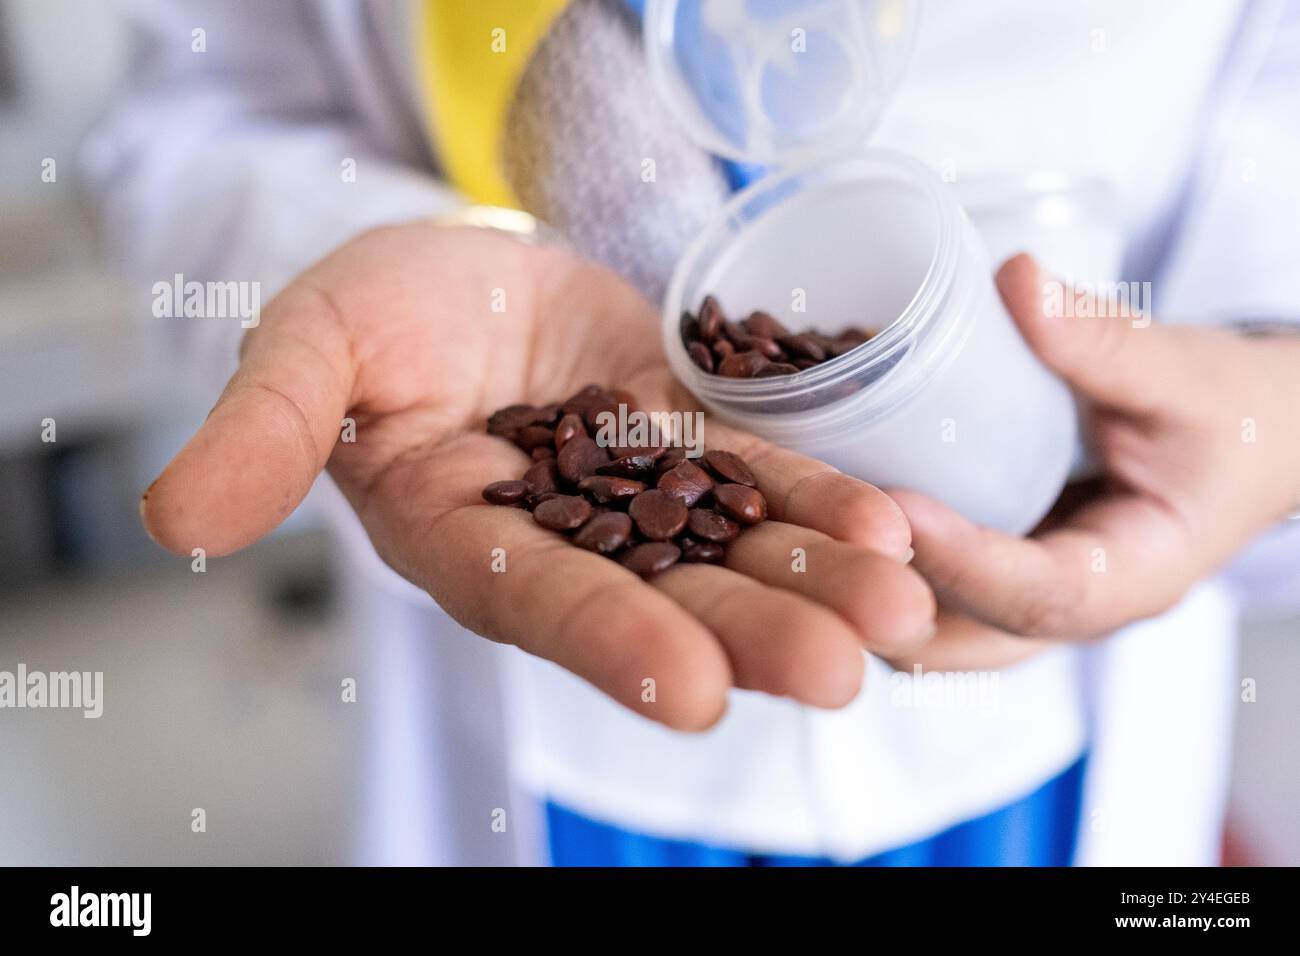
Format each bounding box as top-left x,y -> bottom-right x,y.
891,253 -> 1300,648
142,222 -> 936,729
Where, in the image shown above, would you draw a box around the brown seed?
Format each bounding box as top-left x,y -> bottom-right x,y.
720,318 -> 748,346
531,446 -> 556,460
486,404 -> 549,439
514,424 -> 556,451
607,445 -> 665,463
657,446 -> 687,473
528,492 -> 559,510
702,450 -> 758,486
656,460 -> 715,507
792,358 -> 820,370
573,511 -> 633,554
523,459 -> 560,496
561,384 -> 614,417
777,333 -> 827,363
679,537 -> 726,564
533,495 -> 593,532
754,362 -> 800,377
718,350 -> 769,378
536,403 -> 563,425
697,295 -> 725,341
687,341 -> 714,373
481,480 -> 531,506
712,339 -> 735,361
713,483 -> 767,525
583,399 -> 621,432
687,508 -> 739,543
628,489 -> 689,541
597,452 -> 661,479
679,310 -> 700,344
577,475 -> 645,506
557,435 -> 610,484
733,334 -> 783,359
554,413 -> 586,451
619,542 -> 682,577
742,310 -> 790,339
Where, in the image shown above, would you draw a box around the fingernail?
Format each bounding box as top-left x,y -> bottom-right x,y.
139,480 -> 160,545
901,546 -> 915,564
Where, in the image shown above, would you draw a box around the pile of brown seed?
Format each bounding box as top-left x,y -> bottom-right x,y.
481,385 -> 768,576
679,294 -> 875,378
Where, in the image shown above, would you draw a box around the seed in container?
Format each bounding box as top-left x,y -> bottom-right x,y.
680,294 -> 877,379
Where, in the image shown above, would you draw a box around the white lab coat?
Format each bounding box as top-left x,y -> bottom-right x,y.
86,0 -> 1300,865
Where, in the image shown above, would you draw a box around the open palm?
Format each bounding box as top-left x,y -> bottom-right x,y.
142,223 -> 934,729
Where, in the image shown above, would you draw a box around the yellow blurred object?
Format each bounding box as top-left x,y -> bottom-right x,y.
416,0 -> 570,207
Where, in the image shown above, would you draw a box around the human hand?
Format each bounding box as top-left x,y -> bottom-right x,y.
891,254 -> 1300,645
141,222 -> 935,729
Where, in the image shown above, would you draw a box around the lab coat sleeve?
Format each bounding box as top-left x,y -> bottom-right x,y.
1155,1 -> 1300,617
81,0 -> 462,376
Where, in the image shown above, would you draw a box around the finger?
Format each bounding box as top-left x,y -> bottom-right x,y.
356,433 -> 733,732
142,283 -> 355,556
722,520 -> 937,656
892,487 -> 1189,639
997,253 -> 1191,414
696,420 -> 913,559
652,564 -> 866,709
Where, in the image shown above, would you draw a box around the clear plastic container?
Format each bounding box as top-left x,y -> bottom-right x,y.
647,0 -> 1077,533
661,151 -> 1077,535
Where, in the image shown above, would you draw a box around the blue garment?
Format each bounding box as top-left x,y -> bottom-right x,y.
547,754 -> 1087,866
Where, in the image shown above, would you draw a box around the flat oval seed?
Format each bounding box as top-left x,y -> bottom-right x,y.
718,350 -> 769,378
702,450 -> 758,486
754,363 -> 800,377
482,480 -> 532,506
554,413 -> 586,451
533,495 -> 592,532
515,424 -> 556,452
713,483 -> 767,525
486,404 -> 547,438
597,452 -> 661,479
577,475 -> 645,505
557,435 -> 610,484
734,335 -> 783,360
656,446 -> 687,473
687,508 -> 739,543
523,459 -> 560,497
657,460 -> 715,507
687,341 -> 714,373
742,310 -> 790,339
679,537 -> 725,564
619,542 -> 682,577
777,333 -> 827,362
628,489 -> 689,541
573,511 -> 633,554
697,295 -> 725,341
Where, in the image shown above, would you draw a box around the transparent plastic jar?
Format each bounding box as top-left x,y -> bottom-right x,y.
661,151 -> 1077,534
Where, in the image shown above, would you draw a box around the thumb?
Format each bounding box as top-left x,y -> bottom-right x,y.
141,285 -> 354,557
996,253 -> 1185,413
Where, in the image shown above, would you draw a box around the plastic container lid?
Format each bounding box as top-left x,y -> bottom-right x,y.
644,0 -> 920,167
